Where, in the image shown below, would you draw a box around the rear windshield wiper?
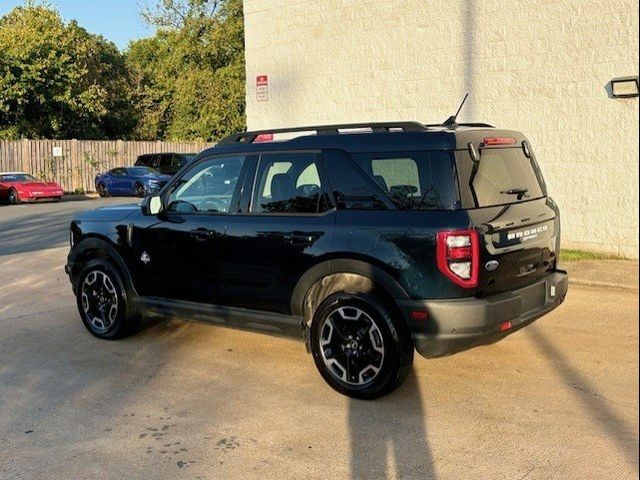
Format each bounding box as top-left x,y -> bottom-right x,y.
500,188 -> 530,200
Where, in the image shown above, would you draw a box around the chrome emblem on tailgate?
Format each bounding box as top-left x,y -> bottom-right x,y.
485,260 -> 499,271
507,224 -> 548,242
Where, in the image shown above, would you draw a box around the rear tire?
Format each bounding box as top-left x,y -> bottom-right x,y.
310,293 -> 413,399
8,188 -> 20,205
97,183 -> 109,197
75,258 -> 140,339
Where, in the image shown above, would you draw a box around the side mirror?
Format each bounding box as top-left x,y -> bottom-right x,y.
141,196 -> 163,216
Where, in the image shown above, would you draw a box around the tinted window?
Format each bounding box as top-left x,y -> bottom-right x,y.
159,154 -> 174,168
166,156 -> 245,214
135,155 -> 156,167
1,173 -> 36,182
127,167 -> 157,176
252,153 -> 325,214
351,151 -> 460,210
456,148 -> 545,208
323,150 -> 388,210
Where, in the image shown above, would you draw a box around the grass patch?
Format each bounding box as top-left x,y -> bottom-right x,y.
560,249 -> 623,262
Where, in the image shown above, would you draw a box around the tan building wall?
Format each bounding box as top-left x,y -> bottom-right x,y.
244,0 -> 640,258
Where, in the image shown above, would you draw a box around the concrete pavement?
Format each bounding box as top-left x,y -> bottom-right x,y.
0,200 -> 638,480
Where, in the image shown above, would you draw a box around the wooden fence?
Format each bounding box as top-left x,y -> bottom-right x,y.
0,139 -> 215,193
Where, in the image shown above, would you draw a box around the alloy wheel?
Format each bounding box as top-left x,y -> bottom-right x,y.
81,270 -> 119,334
319,306 -> 385,386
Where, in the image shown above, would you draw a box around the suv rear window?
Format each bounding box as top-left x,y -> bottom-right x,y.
456,147 -> 546,208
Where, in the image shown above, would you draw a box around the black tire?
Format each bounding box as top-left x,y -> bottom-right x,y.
134,182 -> 145,198
97,183 -> 109,197
310,293 -> 413,399
75,258 -> 140,340
8,188 -> 20,205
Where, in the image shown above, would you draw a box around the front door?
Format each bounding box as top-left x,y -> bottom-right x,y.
131,154 -> 249,305
224,152 -> 336,314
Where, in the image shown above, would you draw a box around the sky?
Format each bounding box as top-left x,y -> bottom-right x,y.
0,0 -> 154,50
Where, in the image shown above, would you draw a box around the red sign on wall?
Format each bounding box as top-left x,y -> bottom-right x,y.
256,75 -> 269,102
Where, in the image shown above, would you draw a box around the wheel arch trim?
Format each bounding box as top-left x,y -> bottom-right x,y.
290,258 -> 410,324
68,237 -> 137,296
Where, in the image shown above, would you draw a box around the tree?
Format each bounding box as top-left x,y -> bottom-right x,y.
128,0 -> 245,141
0,2 -> 137,139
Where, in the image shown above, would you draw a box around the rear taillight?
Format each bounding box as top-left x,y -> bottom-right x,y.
483,137 -> 516,146
436,229 -> 480,288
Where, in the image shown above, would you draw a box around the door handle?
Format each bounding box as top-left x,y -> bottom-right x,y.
286,232 -> 319,247
190,228 -> 215,241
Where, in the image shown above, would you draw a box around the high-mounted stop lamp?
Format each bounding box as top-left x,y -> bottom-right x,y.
610,76 -> 639,98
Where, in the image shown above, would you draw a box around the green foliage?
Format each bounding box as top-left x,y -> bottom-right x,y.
128,0 -> 246,141
0,2 -> 137,139
0,0 -> 245,142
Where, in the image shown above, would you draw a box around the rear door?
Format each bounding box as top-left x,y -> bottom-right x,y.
456,140 -> 559,295
224,151 -> 335,314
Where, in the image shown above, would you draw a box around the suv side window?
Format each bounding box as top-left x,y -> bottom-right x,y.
322,150 -> 390,210
352,151 -> 460,210
165,156 -> 245,214
251,153 -> 327,214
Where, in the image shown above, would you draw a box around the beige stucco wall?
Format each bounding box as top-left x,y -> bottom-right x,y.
244,0 -> 640,259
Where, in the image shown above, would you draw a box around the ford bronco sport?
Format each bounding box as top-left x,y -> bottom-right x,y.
66,121 -> 568,399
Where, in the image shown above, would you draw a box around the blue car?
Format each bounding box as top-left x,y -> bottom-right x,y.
95,167 -> 172,198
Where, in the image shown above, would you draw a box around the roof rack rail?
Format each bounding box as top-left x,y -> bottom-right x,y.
218,121 -> 428,145
424,122 -> 495,128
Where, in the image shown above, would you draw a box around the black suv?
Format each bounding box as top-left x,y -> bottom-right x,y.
135,153 -> 197,176
66,122 -> 568,399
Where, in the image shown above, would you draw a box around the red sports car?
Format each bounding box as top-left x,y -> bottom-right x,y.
0,172 -> 64,204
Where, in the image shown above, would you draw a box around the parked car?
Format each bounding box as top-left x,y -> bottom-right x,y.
134,153 -> 197,176
95,167 -> 172,198
0,172 -> 64,204
66,121 -> 568,399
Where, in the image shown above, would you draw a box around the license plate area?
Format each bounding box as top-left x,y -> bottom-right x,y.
521,282 -> 546,312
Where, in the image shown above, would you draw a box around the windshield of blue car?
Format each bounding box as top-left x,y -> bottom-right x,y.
1,173 -> 37,182
127,167 -> 159,176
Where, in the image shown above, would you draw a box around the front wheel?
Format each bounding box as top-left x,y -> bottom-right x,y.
75,259 -> 140,339
8,188 -> 20,204
134,183 -> 145,198
310,293 -> 413,399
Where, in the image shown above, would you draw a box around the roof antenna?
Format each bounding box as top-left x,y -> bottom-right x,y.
442,93 -> 469,129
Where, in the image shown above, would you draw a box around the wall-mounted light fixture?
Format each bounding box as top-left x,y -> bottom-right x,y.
610,76 -> 639,98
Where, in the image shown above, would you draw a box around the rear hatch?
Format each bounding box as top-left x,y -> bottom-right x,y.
455,134 -> 560,296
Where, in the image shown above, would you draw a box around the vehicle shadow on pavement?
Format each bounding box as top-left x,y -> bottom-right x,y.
348,369 -> 436,479
527,326 -> 639,471
0,210 -> 73,256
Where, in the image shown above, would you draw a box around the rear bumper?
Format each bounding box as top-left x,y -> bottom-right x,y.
398,270 -> 568,358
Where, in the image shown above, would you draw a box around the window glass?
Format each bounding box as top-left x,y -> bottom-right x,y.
252,153 -> 323,214
323,150 -> 389,210
351,151 -> 460,210
166,156 -> 245,214
455,148 -> 544,208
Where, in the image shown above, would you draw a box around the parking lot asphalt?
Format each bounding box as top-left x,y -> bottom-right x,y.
0,200 -> 638,480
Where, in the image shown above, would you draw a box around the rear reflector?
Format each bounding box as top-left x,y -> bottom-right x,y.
500,321 -> 513,332
410,311 -> 429,321
483,137 -> 516,146
436,229 -> 480,288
